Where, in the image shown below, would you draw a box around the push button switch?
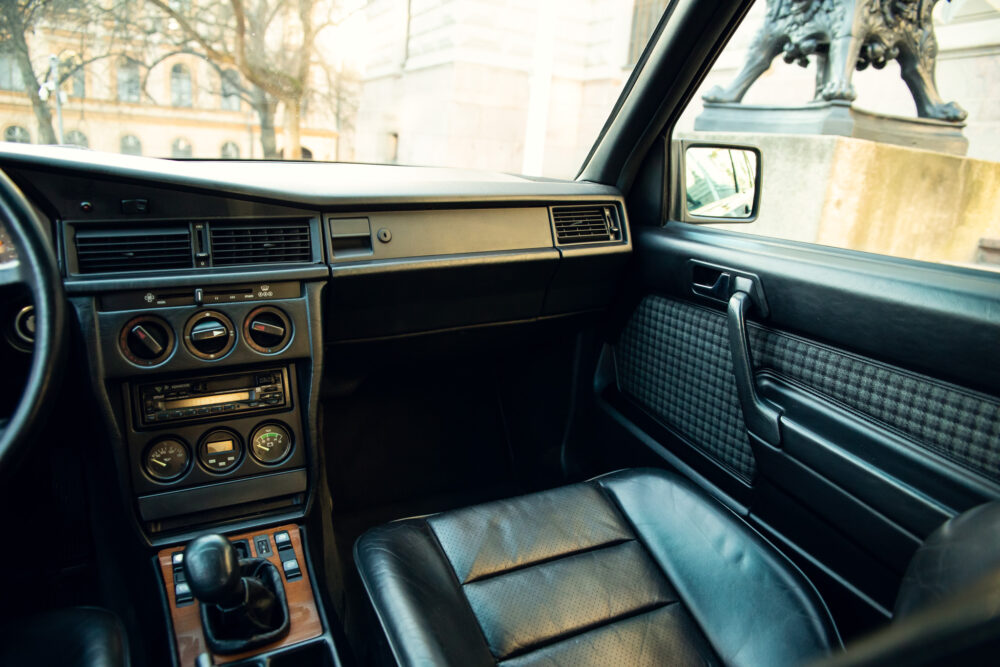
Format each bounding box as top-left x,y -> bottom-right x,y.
253,535 -> 273,557
281,559 -> 301,580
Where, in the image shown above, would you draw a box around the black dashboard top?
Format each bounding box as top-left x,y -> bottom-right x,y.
0,144 -> 621,209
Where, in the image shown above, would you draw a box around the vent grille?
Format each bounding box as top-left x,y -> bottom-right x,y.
551,205 -> 621,244
75,227 -> 193,274
209,221 -> 313,266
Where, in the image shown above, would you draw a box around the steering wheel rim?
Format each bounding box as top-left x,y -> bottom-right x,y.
0,169 -> 66,479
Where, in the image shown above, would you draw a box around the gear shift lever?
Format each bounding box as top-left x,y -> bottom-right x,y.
184,535 -> 245,608
182,534 -> 290,654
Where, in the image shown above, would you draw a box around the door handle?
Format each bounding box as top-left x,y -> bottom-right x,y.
727,285 -> 782,446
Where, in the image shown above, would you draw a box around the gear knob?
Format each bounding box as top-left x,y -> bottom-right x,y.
183,534 -> 244,608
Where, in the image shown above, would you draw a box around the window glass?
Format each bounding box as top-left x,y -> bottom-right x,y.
221,69 -> 240,111
221,141 -> 239,158
0,0 -> 665,175
171,138 -> 192,158
117,59 -> 140,103
121,135 -> 142,155
171,64 -> 192,107
675,0 -> 1000,273
4,126 -> 30,144
70,67 -> 85,98
64,130 -> 88,147
0,54 -> 24,91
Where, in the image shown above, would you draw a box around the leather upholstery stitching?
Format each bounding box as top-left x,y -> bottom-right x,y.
459,537 -> 636,585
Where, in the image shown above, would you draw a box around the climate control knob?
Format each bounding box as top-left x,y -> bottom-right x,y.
184,311 -> 236,360
244,306 -> 292,354
120,316 -> 174,366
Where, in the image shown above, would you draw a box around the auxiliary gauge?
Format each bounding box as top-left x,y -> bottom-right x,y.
144,438 -> 190,482
250,423 -> 293,465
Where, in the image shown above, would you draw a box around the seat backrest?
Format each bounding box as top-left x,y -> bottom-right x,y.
895,501 -> 1000,618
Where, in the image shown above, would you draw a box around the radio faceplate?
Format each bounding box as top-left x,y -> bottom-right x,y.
137,367 -> 290,426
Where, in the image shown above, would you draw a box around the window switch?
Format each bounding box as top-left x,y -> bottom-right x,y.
254,535 -> 273,557
175,581 -> 192,604
274,531 -> 291,550
281,558 -> 301,580
171,552 -> 184,567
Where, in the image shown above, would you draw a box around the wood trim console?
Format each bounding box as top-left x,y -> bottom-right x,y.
157,524 -> 323,665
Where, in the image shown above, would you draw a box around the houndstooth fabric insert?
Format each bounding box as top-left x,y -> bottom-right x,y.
615,296 -> 756,480
615,295 -> 1000,484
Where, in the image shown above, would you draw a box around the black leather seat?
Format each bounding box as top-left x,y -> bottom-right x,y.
355,468 -> 840,666
0,606 -> 129,667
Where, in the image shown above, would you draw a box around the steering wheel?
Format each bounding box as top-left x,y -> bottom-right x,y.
0,169 -> 66,479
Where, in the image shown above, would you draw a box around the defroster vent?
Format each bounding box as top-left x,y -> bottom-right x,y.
74,226 -> 193,274
551,205 -> 621,244
209,220 -> 312,266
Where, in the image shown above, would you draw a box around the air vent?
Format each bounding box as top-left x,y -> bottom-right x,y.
209,221 -> 312,266
75,227 -> 193,274
551,205 -> 621,244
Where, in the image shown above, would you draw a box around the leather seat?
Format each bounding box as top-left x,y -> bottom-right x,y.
355,468 -> 840,666
0,606 -> 129,667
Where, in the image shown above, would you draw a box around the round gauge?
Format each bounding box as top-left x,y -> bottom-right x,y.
250,423 -> 293,465
199,429 -> 244,474
144,438 -> 190,482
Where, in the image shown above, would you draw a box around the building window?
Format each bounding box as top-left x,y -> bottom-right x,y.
70,67 -> 85,98
301,146 -> 313,160
628,0 -> 669,65
221,69 -> 240,110
171,64 -> 192,107
117,59 -> 140,102
120,135 -> 142,155
221,141 -> 240,158
64,130 -> 88,147
171,138 -> 192,158
4,126 -> 30,144
0,54 -> 25,91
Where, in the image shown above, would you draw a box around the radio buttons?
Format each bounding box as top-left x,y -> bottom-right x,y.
199,429 -> 244,474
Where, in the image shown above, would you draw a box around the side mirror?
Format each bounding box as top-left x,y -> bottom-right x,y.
678,144 -> 761,222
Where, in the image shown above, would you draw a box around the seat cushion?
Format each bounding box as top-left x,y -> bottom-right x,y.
0,606 -> 129,667
355,468 -> 840,667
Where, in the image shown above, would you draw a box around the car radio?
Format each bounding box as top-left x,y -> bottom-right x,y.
136,367 -> 289,426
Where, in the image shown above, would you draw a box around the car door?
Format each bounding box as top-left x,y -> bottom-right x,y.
577,0 -> 1000,642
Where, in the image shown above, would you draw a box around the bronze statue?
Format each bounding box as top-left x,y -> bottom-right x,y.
704,0 -> 967,121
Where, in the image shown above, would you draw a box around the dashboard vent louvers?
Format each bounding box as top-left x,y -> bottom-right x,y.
551,205 -> 621,244
75,227 -> 193,274
209,221 -> 312,266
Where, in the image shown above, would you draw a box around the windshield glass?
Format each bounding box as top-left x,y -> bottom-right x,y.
0,0 -> 665,178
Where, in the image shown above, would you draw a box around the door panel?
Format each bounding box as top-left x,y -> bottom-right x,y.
601,222 -> 1000,638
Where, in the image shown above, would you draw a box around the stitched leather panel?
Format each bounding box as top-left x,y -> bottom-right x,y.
355,468 -> 838,667
499,604 -> 719,667
598,469 -> 839,666
428,483 -> 632,584
749,328 -> 1000,483
615,295 -> 755,480
463,540 -> 676,659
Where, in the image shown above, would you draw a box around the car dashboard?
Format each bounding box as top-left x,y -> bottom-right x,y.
0,144 -> 631,547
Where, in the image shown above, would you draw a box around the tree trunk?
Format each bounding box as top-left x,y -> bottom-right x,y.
5,9 -> 57,144
285,98 -> 302,160
252,88 -> 279,159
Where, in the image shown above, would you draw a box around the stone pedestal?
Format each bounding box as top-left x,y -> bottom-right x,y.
695,101 -> 969,157
677,130 -> 1000,269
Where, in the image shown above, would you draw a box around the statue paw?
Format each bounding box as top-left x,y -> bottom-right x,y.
820,80 -> 857,102
702,85 -> 735,104
924,101 -> 968,122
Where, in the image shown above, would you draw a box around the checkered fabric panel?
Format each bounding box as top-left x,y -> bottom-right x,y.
615,296 -> 756,481
615,295 -> 1000,485
749,328 -> 1000,483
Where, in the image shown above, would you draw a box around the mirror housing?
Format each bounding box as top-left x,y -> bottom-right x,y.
671,140 -> 762,223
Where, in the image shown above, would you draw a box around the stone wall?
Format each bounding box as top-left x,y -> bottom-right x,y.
680,131 -> 1000,269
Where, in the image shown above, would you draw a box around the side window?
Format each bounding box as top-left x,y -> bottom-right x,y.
674,0 -> 1000,272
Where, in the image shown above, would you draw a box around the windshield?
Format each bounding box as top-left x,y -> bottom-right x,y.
0,0 -> 665,178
